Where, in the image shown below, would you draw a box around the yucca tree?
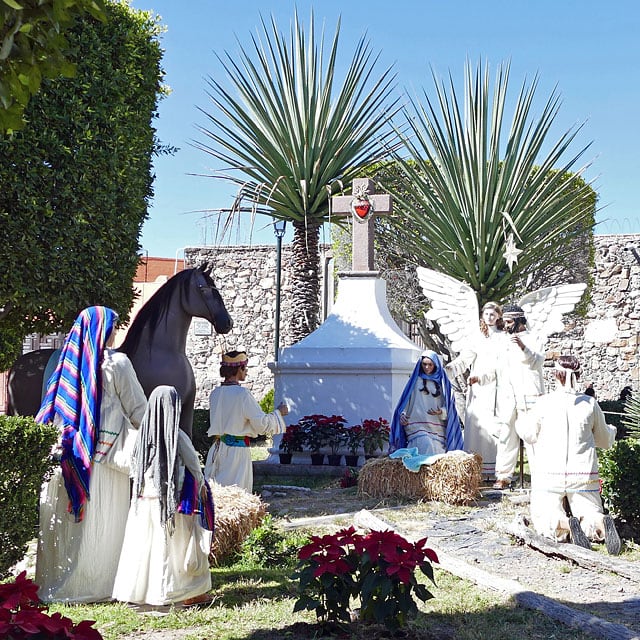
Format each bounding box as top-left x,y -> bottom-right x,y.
196,12 -> 398,342
385,61 -> 596,307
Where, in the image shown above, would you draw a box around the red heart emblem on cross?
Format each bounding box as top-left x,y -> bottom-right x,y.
353,201 -> 370,219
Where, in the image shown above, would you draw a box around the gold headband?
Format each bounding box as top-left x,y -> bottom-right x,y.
221,352 -> 248,367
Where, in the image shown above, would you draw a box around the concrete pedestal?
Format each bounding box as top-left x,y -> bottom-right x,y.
267,272 -> 421,462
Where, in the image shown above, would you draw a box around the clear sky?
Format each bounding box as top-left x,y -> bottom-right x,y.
130,0 -> 640,258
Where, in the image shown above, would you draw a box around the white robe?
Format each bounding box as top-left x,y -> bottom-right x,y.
36,351 -> 147,603
204,384 -> 285,492
112,431 -> 212,606
494,330 -> 545,480
454,330 -> 509,478
401,379 -> 447,456
517,388 -> 616,541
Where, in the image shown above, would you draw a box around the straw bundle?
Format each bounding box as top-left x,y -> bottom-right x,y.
357,453 -> 482,505
208,482 -> 267,566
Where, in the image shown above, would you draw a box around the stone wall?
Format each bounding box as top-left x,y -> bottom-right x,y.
184,245 -> 332,408
185,233 -> 640,409
545,234 -> 640,399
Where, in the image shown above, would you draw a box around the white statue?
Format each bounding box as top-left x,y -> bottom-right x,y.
416,267 -> 586,486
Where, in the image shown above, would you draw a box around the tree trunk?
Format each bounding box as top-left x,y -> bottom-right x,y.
288,220 -> 321,343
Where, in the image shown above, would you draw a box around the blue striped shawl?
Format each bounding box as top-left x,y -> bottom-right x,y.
36,306 -> 118,521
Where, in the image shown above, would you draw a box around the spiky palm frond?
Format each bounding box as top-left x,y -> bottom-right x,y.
194,11 -> 399,341
195,10 -> 398,227
389,61 -> 595,305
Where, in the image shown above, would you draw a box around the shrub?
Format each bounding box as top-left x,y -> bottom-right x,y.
360,417 -> 390,456
259,388 -> 275,413
340,467 -> 359,488
0,416 -> 58,578
298,414 -> 348,453
236,514 -> 309,569
281,423 -> 305,453
600,438 -> 640,527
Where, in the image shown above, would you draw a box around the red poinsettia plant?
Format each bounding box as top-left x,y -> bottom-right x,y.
0,571 -> 103,639
293,526 -> 438,630
280,423 -> 305,453
294,414 -> 347,453
360,417 -> 390,456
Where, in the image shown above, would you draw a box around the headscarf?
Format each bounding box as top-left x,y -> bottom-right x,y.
131,385 -> 215,533
131,385 -> 181,531
36,306 -> 118,521
390,350 -> 463,452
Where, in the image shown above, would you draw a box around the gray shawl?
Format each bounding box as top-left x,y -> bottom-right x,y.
131,385 -> 181,531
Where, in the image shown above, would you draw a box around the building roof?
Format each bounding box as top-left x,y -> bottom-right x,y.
135,256 -> 184,283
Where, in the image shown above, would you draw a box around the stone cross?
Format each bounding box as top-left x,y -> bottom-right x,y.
331,178 -> 392,271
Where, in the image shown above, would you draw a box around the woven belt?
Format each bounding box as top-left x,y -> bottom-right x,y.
219,434 -> 251,447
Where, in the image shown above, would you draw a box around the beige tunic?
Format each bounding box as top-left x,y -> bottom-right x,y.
204,384 -> 285,492
517,388 -> 616,540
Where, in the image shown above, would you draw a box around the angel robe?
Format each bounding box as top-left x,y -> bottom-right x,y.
451,329 -> 510,479
494,329 -> 545,480
517,388 -> 616,542
204,384 -> 285,492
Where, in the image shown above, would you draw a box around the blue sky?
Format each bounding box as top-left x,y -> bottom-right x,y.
130,0 -> 640,258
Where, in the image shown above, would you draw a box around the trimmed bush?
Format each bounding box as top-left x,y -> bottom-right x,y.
0,416 -> 58,578
600,438 -> 640,528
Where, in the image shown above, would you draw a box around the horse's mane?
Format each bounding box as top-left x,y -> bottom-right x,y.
118,268 -> 204,357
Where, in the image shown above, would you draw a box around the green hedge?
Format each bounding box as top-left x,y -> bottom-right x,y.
0,416 -> 58,578
600,438 -> 640,528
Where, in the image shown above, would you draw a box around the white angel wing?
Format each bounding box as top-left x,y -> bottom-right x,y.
416,267 -> 482,354
518,283 -> 587,339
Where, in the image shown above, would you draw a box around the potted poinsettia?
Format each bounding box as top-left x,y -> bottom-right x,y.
279,423 -> 305,463
361,417 -> 390,458
341,424 -> 364,466
294,414 -> 347,465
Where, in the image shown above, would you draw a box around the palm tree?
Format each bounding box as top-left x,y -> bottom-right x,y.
384,61 -> 596,307
195,11 -> 398,342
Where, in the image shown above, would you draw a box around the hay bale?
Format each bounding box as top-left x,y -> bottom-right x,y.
208,482 -> 267,566
357,452 -> 482,505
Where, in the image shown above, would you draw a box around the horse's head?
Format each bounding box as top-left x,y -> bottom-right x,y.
192,267 -> 233,334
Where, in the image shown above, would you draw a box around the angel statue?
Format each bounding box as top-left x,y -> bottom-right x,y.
416,267 -> 586,488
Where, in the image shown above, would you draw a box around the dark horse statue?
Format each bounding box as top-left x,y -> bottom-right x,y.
119,267 -> 232,436
7,267 -> 233,437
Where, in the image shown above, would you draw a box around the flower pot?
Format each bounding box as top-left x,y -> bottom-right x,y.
327,453 -> 342,466
278,453 -> 292,464
310,452 -> 325,466
344,454 -> 359,467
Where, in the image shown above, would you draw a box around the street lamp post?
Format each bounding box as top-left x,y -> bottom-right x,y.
273,220 -> 286,361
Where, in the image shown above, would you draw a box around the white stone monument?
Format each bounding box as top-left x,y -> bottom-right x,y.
267,179 -> 422,461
